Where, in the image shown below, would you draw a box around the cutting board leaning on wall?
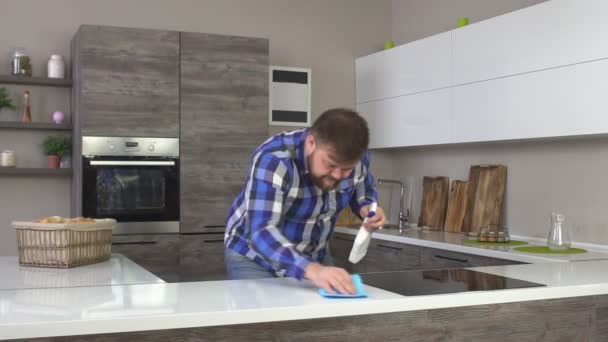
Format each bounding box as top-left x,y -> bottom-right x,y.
462,165 -> 508,233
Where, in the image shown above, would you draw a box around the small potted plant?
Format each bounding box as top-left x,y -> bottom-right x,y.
42,135 -> 70,169
0,87 -> 16,113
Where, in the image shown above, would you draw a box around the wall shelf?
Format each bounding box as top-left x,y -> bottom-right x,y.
0,168 -> 72,176
0,122 -> 72,131
0,75 -> 72,88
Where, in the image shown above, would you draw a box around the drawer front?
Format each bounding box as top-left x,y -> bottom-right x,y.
112,234 -> 180,266
365,240 -> 420,272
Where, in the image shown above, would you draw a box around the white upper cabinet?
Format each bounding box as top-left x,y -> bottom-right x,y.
358,88 -> 452,148
356,31 -> 451,103
453,58 -> 608,143
452,0 -> 608,85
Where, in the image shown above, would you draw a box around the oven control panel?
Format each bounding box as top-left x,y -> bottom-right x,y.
82,136 -> 179,157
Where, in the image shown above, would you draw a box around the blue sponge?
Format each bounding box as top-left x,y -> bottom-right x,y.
318,274 -> 368,298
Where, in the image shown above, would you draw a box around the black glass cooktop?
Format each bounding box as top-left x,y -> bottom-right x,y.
360,269 -> 545,296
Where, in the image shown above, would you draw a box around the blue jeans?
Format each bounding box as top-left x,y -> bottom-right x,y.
224,247 -> 334,280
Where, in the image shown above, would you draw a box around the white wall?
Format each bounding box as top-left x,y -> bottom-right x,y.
383,0 -> 608,245
0,0 -> 392,255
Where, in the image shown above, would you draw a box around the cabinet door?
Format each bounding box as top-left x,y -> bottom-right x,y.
180,33 -> 269,233
420,246 -> 523,270
112,234 -> 181,282
453,58 -> 608,143
75,25 -> 179,137
358,88 -> 451,148
180,233 -> 227,281
365,239 -> 420,272
452,0 -> 608,85
329,233 -> 366,273
356,31 -> 451,103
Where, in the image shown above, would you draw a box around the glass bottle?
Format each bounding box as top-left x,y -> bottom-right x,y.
547,212 -> 571,250
21,90 -> 31,123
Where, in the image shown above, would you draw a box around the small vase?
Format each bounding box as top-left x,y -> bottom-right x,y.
47,155 -> 61,169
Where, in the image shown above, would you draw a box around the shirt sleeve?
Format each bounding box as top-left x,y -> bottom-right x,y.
349,150 -> 378,218
246,152 -> 311,280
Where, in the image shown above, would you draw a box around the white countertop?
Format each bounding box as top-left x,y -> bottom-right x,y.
2,231 -> 608,340
0,254 -> 164,290
334,226 -> 608,263
2,259 -> 608,340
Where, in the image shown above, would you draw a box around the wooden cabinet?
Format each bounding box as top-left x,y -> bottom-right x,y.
330,232 -> 523,273
356,31 -> 451,103
113,233 -> 229,282
112,234 -> 181,282
452,0 -> 608,85
180,32 -> 269,233
330,233 -> 420,273
453,58 -> 608,143
365,239 -> 420,272
330,233 -> 366,273
73,25 -> 180,138
419,246 -> 524,269
357,88 -> 451,148
179,233 -> 227,281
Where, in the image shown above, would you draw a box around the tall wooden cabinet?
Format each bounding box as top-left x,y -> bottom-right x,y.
73,25 -> 180,138
73,25 -> 269,281
179,32 -> 269,233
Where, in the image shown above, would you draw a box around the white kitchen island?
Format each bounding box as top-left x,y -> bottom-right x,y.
0,254 -> 165,291
1,233 -> 608,341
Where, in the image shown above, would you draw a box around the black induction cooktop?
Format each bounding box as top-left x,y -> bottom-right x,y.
360,269 -> 545,296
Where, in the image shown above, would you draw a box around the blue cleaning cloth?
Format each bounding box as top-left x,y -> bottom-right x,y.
318,274 -> 368,298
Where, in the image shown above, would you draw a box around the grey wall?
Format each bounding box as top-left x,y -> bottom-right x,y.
380,0 -> 608,245
0,0 -> 392,255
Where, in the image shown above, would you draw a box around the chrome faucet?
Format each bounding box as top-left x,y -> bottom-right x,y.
377,178 -> 409,233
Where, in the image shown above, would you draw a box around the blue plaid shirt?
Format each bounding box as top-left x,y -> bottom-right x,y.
225,129 -> 377,280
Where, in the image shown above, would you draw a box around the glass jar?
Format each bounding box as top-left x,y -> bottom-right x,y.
11,48 -> 32,77
497,231 -> 506,243
478,230 -> 489,242
487,231 -> 498,242
0,150 -> 17,167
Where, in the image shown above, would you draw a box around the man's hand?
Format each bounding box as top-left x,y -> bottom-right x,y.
359,205 -> 386,233
304,263 -> 355,294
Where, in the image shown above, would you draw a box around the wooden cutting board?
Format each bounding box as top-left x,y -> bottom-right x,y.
444,180 -> 469,233
462,165 -> 507,233
418,176 -> 449,230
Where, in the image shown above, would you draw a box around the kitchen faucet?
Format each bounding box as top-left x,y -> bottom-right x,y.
377,178 -> 409,233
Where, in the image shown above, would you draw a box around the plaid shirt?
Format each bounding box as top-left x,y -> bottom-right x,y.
224,128 -> 377,280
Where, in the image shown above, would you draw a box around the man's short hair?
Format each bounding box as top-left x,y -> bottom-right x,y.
309,108 -> 369,163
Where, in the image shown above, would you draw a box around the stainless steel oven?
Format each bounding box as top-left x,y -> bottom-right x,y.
82,136 -> 179,234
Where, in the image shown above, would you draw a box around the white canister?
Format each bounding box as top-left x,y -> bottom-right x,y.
0,150 -> 17,167
47,54 -> 65,79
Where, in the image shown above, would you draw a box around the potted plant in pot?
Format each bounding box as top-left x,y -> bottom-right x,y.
42,135 -> 70,169
0,87 -> 16,114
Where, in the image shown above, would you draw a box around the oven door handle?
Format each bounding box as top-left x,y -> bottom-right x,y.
89,160 -> 176,166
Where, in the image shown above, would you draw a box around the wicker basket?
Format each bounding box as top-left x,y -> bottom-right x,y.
12,219 -> 116,268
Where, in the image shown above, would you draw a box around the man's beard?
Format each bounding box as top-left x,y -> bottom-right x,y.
307,156 -> 339,191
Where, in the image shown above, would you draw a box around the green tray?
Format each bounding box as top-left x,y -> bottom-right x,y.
463,239 -> 528,247
513,246 -> 587,254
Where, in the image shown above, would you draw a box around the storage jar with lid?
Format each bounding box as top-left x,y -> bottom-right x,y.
47,54 -> 65,79
0,150 -> 17,167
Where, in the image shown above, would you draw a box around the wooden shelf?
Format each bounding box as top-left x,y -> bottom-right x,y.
0,121 -> 72,131
0,75 -> 72,88
0,168 -> 72,176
